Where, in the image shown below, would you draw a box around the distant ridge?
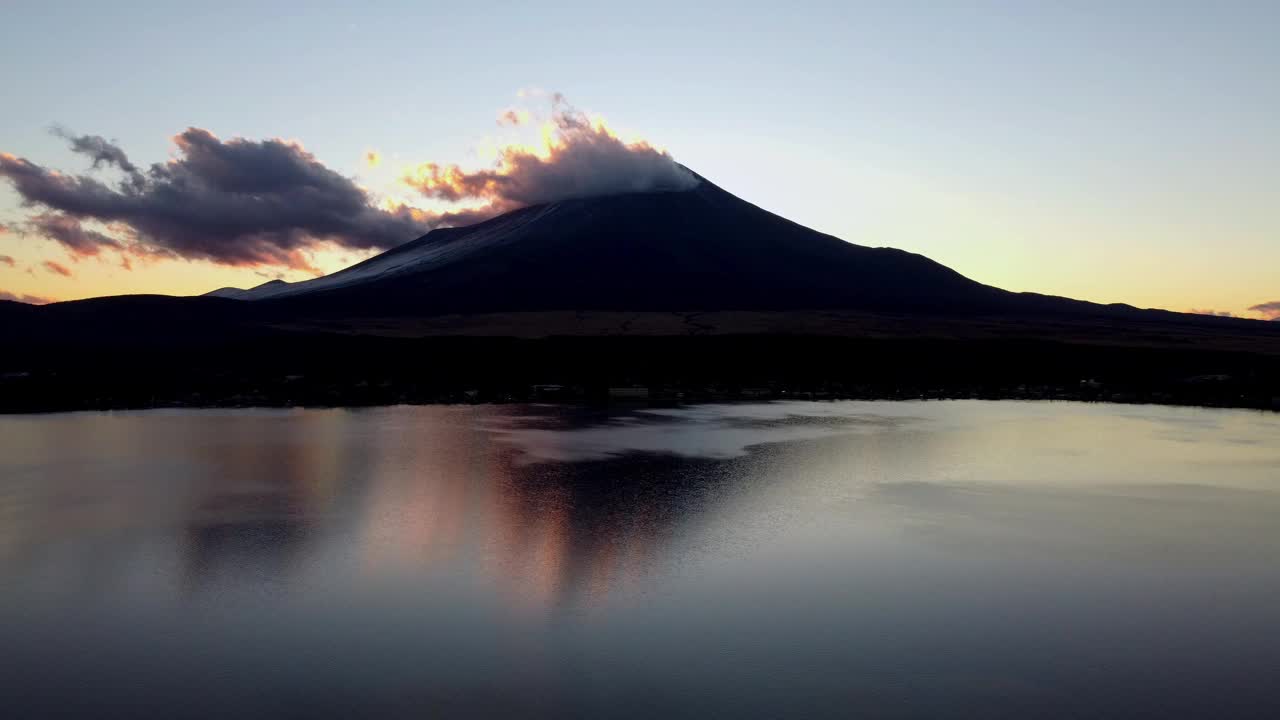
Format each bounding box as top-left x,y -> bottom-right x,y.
205,278 -> 289,300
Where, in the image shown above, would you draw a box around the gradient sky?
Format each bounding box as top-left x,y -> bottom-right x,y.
1,0 -> 1276,317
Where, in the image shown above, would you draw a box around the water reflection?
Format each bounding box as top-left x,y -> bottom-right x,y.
1,401 -> 1279,718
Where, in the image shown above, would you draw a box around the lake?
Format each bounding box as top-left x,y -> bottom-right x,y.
2,400 -> 1279,718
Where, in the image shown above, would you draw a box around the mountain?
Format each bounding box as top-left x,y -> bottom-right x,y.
205,174 -> 1035,316
4,170 -> 1279,412
206,279 -> 288,300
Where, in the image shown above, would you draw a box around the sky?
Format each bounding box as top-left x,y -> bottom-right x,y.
1,0 -> 1277,318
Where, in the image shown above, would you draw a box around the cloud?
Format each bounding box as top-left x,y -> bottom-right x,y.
42,260 -> 72,277
1187,308 -> 1235,318
50,127 -> 140,175
3,97 -> 691,275
0,128 -> 438,272
26,212 -> 123,258
404,95 -> 697,213
497,108 -> 532,127
0,255 -> 13,267
0,289 -> 54,304
1248,301 -> 1280,321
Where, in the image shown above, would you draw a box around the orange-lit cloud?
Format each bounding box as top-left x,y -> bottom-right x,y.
404,94 -> 696,217
26,212 -> 122,259
1249,301 -> 1280,320
497,108 -> 532,127
1187,308 -> 1235,318
2,96 -> 690,284
0,289 -> 53,304
43,260 -> 72,277
0,255 -> 14,267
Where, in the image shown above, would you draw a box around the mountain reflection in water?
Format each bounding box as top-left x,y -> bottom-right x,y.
2,401 -> 1280,718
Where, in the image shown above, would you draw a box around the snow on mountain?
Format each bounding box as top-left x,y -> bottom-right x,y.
208,202 -> 568,301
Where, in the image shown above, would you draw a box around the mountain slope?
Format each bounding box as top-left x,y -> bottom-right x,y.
221,175 -> 1023,316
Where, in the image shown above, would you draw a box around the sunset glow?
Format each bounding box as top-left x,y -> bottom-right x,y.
1,5 -> 1276,318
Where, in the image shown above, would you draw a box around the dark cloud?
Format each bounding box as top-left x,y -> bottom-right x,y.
405,96 -> 697,211
1248,301 -> 1280,321
0,289 -> 54,304
42,260 -> 72,277
0,255 -> 14,267
0,129 -> 440,272
50,127 -> 140,176
4,100 -> 692,275
26,212 -> 122,258
1187,308 -> 1235,318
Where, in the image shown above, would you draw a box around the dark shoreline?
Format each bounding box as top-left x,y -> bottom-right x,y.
4,334 -> 1277,414
4,393 -> 1277,418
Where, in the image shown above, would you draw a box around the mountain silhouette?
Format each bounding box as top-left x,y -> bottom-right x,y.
4,170 -> 1278,412
207,173 -> 1061,316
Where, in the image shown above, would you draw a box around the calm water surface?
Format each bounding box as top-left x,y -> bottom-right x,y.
2,400 -> 1279,718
